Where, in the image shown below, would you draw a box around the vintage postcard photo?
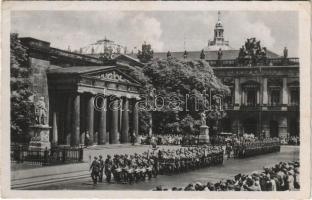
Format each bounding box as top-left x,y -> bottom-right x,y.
1,1 -> 310,199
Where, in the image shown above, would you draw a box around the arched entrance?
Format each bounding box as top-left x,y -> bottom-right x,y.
243,118 -> 257,135
269,120 -> 278,138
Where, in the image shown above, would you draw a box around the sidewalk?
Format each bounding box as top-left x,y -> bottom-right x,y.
11,144 -> 179,189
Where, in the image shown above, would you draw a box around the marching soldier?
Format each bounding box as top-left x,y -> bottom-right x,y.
89,156 -> 100,185
104,155 -> 113,183
98,155 -> 104,182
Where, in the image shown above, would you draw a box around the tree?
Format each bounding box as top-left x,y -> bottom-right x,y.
10,33 -> 35,143
140,57 -> 229,135
137,42 -> 153,63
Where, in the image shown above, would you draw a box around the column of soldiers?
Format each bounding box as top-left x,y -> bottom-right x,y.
90,152 -> 158,185
232,138 -> 280,159
89,146 -> 224,184
157,146 -> 224,175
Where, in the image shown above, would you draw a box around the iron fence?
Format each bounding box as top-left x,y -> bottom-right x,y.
11,145 -> 84,166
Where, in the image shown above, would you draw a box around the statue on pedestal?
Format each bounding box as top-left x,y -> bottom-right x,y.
29,96 -> 51,150
199,111 -> 209,144
200,111 -> 206,126
35,97 -> 47,125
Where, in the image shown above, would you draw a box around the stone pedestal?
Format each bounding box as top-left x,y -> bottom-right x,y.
29,125 -> 51,150
198,125 -> 210,144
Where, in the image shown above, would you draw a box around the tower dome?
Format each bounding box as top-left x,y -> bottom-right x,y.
206,11 -> 231,51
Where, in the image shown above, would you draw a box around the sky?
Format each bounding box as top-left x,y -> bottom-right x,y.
11,11 -> 298,57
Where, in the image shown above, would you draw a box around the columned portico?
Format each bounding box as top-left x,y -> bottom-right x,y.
48,66 -> 142,147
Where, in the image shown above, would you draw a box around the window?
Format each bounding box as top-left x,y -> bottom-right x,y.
270,90 -> 280,106
247,89 -> 257,106
290,89 -> 299,106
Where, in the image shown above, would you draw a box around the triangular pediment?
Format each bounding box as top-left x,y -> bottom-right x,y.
82,67 -> 141,85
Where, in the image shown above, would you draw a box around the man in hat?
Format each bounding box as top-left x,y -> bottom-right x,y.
89,156 -> 100,185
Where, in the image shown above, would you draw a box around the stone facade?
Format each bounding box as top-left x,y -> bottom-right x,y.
214,65 -> 299,138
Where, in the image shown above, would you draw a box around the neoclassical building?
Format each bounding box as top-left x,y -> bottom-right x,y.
19,38 -> 144,147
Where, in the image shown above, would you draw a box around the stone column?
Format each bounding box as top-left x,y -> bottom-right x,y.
121,97 -> 129,143
132,99 -> 139,137
263,78 -> 268,106
282,78 -> 288,105
234,78 -> 240,108
119,98 -> 123,132
52,112 -> 58,145
98,97 -> 107,145
86,95 -> 95,145
65,95 -> 72,145
71,93 -> 80,146
110,98 -> 120,144
278,116 -> 288,138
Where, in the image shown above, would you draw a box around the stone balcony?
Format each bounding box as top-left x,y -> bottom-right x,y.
208,57 -> 299,67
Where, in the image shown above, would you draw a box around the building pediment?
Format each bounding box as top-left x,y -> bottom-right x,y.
83,68 -> 141,86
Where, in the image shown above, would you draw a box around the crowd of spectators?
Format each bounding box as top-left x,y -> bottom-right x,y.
138,134 -> 183,145
152,161 -> 299,191
280,136 -> 300,145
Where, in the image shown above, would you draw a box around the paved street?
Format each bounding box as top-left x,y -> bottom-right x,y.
14,145 -> 299,190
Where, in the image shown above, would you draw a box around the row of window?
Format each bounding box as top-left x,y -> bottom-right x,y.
224,88 -> 299,107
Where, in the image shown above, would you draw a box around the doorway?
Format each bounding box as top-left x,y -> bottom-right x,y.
269,120 -> 278,138
243,118 -> 257,135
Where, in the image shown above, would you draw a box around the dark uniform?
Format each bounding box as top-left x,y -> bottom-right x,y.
98,155 -> 104,182
104,155 -> 113,183
90,156 -> 100,184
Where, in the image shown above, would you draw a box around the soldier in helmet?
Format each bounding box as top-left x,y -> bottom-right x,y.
104,155 -> 113,183
89,156 -> 100,185
98,155 -> 104,182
